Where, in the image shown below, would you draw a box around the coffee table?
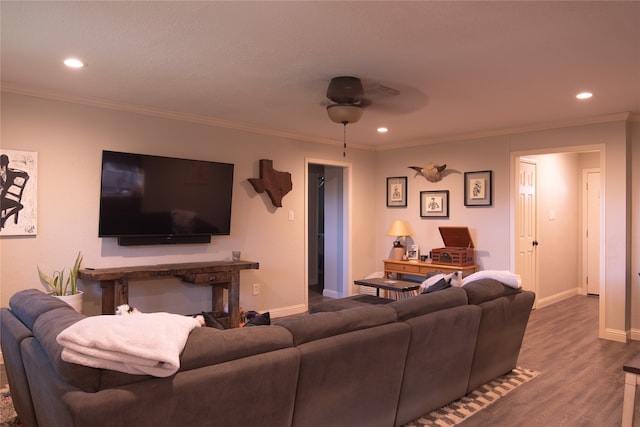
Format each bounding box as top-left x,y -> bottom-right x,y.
354,277 -> 421,298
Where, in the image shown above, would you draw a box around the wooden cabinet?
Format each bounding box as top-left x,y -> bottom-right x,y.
383,259 -> 477,279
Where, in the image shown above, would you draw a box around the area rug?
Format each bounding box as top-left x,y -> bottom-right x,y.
404,367 -> 540,427
0,386 -> 20,427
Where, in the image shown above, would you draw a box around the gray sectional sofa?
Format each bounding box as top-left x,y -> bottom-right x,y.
1,280 -> 534,427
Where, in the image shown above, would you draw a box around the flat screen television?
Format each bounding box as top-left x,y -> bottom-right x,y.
98,150 -> 234,246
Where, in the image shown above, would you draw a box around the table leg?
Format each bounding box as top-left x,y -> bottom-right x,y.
100,278 -> 129,314
228,273 -> 241,328
211,286 -> 224,312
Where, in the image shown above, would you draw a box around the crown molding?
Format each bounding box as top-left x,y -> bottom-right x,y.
0,83 -> 358,149
2,83 -> 633,153
378,112 -> 635,151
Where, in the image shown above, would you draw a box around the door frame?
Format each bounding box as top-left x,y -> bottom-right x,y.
304,157 -> 352,306
510,145 -> 605,337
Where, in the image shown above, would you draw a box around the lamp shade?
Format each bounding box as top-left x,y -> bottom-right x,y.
386,220 -> 414,238
327,104 -> 363,124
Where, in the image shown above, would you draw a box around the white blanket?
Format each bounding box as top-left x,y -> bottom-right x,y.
57,312 -> 201,377
462,270 -> 522,289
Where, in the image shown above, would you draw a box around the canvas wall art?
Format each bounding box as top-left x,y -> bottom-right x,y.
0,149 -> 37,236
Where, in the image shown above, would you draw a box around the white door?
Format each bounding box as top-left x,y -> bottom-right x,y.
585,170 -> 601,295
516,159 -> 538,299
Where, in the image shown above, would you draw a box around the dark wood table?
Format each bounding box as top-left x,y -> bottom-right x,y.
79,260 -> 259,328
354,277 -> 420,298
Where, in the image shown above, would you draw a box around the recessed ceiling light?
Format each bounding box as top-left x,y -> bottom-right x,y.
377,127 -> 388,133
576,92 -> 593,100
64,58 -> 86,68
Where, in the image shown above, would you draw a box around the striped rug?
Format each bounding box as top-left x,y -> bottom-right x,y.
405,367 -> 540,427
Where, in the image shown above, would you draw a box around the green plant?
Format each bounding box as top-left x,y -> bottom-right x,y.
37,252 -> 83,296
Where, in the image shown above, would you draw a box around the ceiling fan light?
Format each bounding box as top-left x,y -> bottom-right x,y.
327,104 -> 363,124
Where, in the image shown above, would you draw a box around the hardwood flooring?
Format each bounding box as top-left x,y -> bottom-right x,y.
459,295 -> 640,427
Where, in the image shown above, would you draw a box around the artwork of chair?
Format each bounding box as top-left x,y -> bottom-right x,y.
1,169 -> 29,229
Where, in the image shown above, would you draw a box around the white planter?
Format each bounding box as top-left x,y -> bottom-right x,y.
56,291 -> 84,313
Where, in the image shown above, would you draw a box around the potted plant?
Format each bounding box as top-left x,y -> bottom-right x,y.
37,252 -> 84,312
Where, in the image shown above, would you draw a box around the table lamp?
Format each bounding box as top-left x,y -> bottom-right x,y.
387,220 -> 415,260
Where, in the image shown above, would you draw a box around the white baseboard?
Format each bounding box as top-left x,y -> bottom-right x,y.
269,303 -> 308,319
322,289 -> 340,299
536,288 -> 579,309
602,327 -> 629,343
628,328 -> 640,341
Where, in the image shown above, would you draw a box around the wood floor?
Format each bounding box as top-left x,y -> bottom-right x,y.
459,295 -> 640,426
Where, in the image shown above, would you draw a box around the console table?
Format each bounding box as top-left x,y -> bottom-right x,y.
384,259 -> 477,279
78,260 -> 259,328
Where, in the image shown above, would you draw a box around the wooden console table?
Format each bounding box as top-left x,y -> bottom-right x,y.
79,260 -> 259,328
384,259 -> 477,279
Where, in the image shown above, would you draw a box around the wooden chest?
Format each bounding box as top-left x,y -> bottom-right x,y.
431,226 -> 475,266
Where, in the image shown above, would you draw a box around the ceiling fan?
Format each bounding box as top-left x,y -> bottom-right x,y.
324,75 -> 400,156
325,76 -> 402,123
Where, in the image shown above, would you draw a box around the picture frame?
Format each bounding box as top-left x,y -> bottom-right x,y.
464,170 -> 493,207
0,149 -> 38,236
386,176 -> 407,207
407,244 -> 419,260
420,190 -> 449,218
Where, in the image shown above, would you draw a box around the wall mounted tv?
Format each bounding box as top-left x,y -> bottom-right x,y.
99,150 -> 234,246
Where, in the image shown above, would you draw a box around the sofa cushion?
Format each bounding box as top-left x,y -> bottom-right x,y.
277,305 -> 397,346
32,307 -> 102,392
309,295 -> 394,313
389,287 -> 468,322
177,325 -> 293,371
462,279 -> 521,305
9,288 -> 72,330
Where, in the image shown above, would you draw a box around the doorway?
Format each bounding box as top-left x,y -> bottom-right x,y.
305,158 -> 352,305
512,148 -> 603,318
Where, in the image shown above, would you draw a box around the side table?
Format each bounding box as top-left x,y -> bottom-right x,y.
354,277 -> 421,299
383,259 -> 477,280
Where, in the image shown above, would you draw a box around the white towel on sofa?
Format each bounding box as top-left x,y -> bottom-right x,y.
56,312 -> 201,377
461,270 -> 522,289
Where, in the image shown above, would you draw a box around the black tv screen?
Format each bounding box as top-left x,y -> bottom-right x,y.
99,150 -> 234,245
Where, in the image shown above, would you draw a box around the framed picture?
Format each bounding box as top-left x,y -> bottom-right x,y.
1,149 -> 38,236
407,244 -> 419,260
386,176 -> 407,207
464,170 -> 493,206
420,190 -> 449,218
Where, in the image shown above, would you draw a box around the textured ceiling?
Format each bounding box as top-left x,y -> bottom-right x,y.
1,1 -> 639,150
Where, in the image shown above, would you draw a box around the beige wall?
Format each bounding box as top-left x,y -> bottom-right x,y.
0,92 -> 377,318
1,92 -> 638,341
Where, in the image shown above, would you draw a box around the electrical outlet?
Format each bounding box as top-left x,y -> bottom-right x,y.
252,283 -> 260,295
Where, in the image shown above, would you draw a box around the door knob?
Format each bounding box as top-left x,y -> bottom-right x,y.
532,240 -> 539,246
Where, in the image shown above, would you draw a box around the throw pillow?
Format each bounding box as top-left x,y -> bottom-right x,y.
244,311 -> 270,327
200,311 -> 227,330
420,278 -> 451,294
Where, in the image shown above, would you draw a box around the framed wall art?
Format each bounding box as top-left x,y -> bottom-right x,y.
386,176 -> 407,207
420,190 -> 449,218
0,149 -> 38,236
464,170 -> 493,206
